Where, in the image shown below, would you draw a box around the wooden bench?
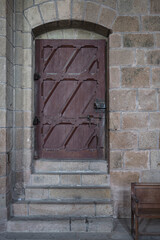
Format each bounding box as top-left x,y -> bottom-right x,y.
131,182 -> 160,240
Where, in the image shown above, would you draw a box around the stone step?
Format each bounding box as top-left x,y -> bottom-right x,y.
34,159 -> 108,173
7,217 -> 113,233
25,186 -> 111,200
11,200 -> 113,218
30,173 -> 110,186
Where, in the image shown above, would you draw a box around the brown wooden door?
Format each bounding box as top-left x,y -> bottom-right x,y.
35,39 -> 106,160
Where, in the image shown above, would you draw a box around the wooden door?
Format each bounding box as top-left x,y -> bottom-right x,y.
35,39 -> 106,160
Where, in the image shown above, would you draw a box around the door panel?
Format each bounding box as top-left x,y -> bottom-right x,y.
35,40 -> 106,160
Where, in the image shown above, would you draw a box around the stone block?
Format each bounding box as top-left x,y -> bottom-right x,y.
150,113 -> 160,129
88,217 -> 113,232
0,154 -> 6,176
23,128 -> 32,149
0,58 -> 6,83
0,19 -> 6,36
150,0 -> 160,13
110,171 -> 140,189
136,49 -> 146,65
0,177 -> 6,194
23,33 -> 32,49
96,0 -> 116,9
98,6 -> 116,28
150,151 -> 160,170
24,6 -> 43,28
155,33 -> 160,48
109,112 -> 121,131
31,174 -> 59,186
110,90 -> 136,111
96,204 -> 113,216
113,16 -> 139,32
139,131 -> 158,150
0,208 -> 7,220
110,151 -> 123,169
122,67 -> 150,88
25,188 -> 49,200
0,110 -> 6,127
40,2 -> 56,23
12,203 -> 28,217
109,34 -> 122,48
23,89 -> 32,111
0,195 -> 6,208
60,161 -> 89,171
34,160 -> 61,172
152,68 -> 160,87
61,174 -> 81,185
138,89 -> 157,111
71,219 -> 86,232
124,151 -> 149,170
142,16 -> 160,31
29,203 -> 95,216
0,129 -> 6,152
0,0 -> 6,17
85,2 -> 100,23
15,47 -> 23,65
57,0 -> 71,20
22,66 -> 32,88
24,0 -> 34,9
147,50 -> 160,65
118,0 -> 148,15
110,50 -> 135,66
15,150 -> 32,171
124,34 -> 154,48
15,0 -> 23,12
110,132 -> 137,150
81,174 -> 109,186
49,188 -> 111,200
0,37 -> 6,57
15,13 -> 23,31
141,170 -> 160,182
24,49 -> 32,66
89,161 -> 107,171
109,67 -> 120,88
35,0 -> 48,3
122,113 -> 148,130
72,0 -> 85,20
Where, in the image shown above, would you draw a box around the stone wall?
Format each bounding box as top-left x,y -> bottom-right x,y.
0,0 -> 160,226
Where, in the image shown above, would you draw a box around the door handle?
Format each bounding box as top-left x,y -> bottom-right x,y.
94,99 -> 106,110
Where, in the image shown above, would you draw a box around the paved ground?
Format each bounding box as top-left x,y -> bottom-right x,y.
0,219 -> 160,240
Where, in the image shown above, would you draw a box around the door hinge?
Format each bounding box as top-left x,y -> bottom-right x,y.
33,116 -> 40,125
34,73 -> 41,80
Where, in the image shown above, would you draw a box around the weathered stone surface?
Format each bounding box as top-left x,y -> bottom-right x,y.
0,177 -> 6,194
150,113 -> 160,129
0,110 -> 6,127
31,174 -> 59,186
110,151 -> 123,169
96,204 -> 113,216
124,34 -> 154,48
85,2 -> 100,23
110,90 -> 136,111
110,50 -> 135,66
61,174 -> 81,185
124,151 -> 149,170
29,203 -> 95,216
35,0 -> 48,3
15,150 -> 31,171
0,19 -> 6,36
57,0 -> 71,20
110,34 -> 122,48
121,67 -> 150,88
0,0 -> 6,17
71,219 -> 86,232
110,171 -> 140,189
109,112 -> 121,131
98,7 -> 116,28
122,113 -> 148,129
0,37 -> 6,57
81,174 -> 109,186
147,50 -> 160,65
24,49 -> 32,66
72,0 -> 85,20
113,16 -> 139,32
110,132 -> 137,150
151,151 -> 160,170
24,0 -> 34,9
12,204 -> 28,216
49,188 -> 111,199
24,6 -> 43,28
96,0 -> 116,9
0,129 -> 6,152
118,0 -> 148,15
139,131 -> 158,149
40,2 -> 56,23
142,16 -> 160,31
138,89 -> 157,111
0,58 -> 6,83
0,154 -> 6,176
141,170 -> 160,182
110,67 -> 120,88
156,33 -> 160,47
150,0 -> 160,13
89,161 -> 108,172
136,49 -> 146,65
152,68 -> 160,87
25,188 -> 49,200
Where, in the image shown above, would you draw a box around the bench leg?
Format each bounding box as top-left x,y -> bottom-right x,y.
135,216 -> 139,240
131,210 -> 134,235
